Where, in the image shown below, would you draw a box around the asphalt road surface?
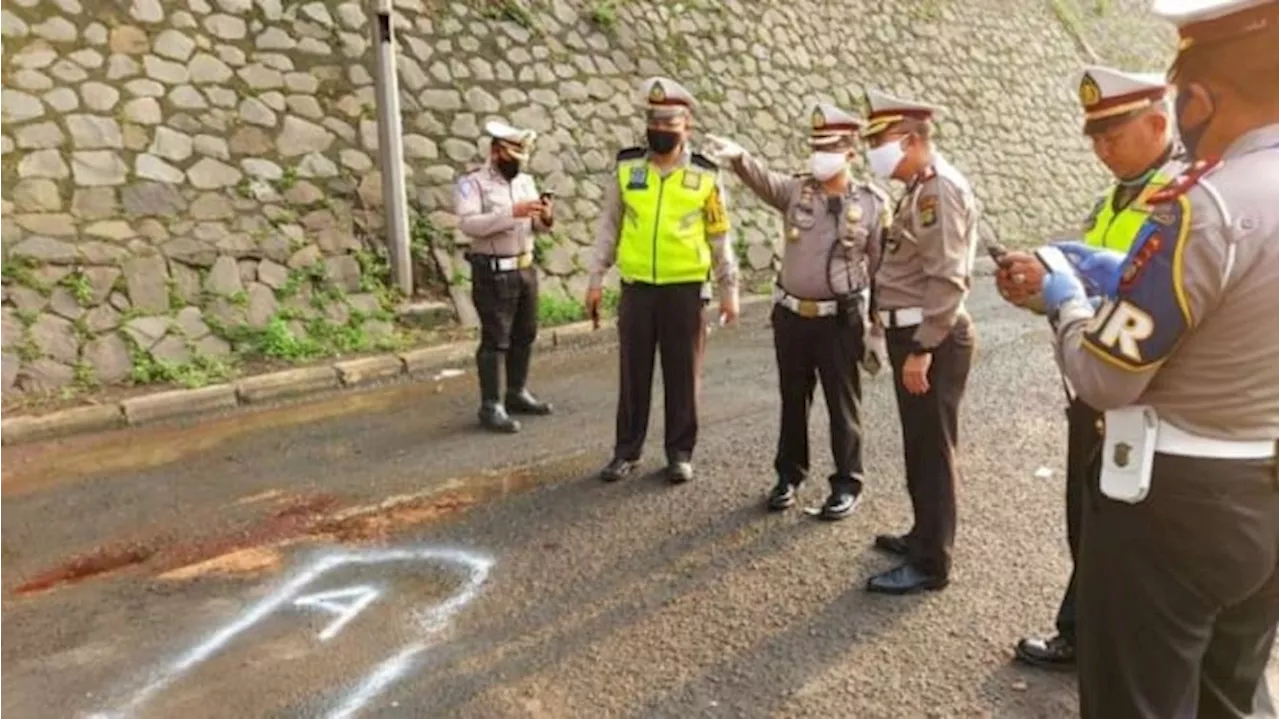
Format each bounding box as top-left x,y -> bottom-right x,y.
3,279 -> 1276,719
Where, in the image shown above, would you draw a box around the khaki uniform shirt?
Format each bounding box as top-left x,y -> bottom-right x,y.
589,148 -> 740,302
874,153 -> 979,348
1055,124 -> 1279,441
454,163 -> 550,256
731,154 -> 886,299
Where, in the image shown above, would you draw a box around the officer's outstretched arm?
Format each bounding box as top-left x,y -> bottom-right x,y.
730,153 -> 797,213
913,179 -> 970,350
1055,193 -> 1220,410
454,176 -> 517,239
587,177 -> 623,290
705,177 -> 740,303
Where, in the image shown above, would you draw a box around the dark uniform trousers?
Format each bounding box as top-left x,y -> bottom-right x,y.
885,314 -> 974,578
469,257 -> 539,390
771,299 -> 865,485
614,281 -> 706,465
1053,397 -> 1104,643
1077,453 -> 1279,719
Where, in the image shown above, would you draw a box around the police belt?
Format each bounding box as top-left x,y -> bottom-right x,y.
773,286 -> 868,319
877,306 -> 924,329
468,252 -> 533,272
1154,420 -> 1277,460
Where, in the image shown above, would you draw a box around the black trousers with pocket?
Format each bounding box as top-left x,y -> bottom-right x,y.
1077,452 -> 1279,718
613,281 -> 706,465
885,315 -> 974,577
771,300 -> 865,485
470,259 -> 538,353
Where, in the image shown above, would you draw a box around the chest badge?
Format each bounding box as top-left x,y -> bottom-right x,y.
682,170 -> 703,190
846,205 -> 862,223
626,165 -> 649,190
1113,442 -> 1132,468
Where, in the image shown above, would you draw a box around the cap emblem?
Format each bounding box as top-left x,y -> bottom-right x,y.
1079,74 -> 1102,108
648,81 -> 666,104
811,108 -> 825,129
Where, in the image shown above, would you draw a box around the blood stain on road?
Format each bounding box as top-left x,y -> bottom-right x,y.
8,451 -> 594,596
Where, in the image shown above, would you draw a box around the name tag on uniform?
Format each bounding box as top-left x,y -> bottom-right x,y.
1099,405 -> 1159,504
626,165 -> 648,190
682,170 -> 703,190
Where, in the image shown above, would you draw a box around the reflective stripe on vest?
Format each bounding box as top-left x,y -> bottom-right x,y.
615,160 -> 715,285
1084,170 -> 1174,252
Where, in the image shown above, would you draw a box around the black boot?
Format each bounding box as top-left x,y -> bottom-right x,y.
504,345 -> 552,415
477,350 -> 520,433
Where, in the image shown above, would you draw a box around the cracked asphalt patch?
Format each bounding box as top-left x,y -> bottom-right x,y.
3,282 -> 1275,718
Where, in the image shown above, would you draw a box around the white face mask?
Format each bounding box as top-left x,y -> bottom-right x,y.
809,151 -> 848,181
866,139 -> 907,180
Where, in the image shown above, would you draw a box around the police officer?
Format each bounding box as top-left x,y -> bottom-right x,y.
587,76 -> 740,484
454,120 -> 555,433
1039,0 -> 1278,714
995,67 -> 1184,670
861,89 -> 979,595
704,103 -> 888,519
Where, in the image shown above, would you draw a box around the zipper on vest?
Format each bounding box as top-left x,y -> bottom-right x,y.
651,173 -> 669,283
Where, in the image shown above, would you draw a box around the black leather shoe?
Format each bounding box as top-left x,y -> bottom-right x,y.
767,477 -> 798,510
819,477 -> 862,521
478,403 -> 520,433
667,461 -> 693,484
505,388 -> 553,415
1014,634 -> 1076,670
600,458 -> 637,482
866,563 -> 949,595
873,534 -> 911,556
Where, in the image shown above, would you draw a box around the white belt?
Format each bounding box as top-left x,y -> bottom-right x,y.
773,287 -> 868,319
1155,421 -> 1277,460
473,252 -> 533,271
878,307 -> 923,329
773,288 -> 840,318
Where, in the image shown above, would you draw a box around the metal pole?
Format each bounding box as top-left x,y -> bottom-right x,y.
371,0 -> 413,295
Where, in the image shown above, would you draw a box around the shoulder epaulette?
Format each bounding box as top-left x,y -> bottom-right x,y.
1147,158 -> 1223,204
792,171 -> 812,178
616,147 -> 646,162
690,152 -> 717,170
862,181 -> 890,203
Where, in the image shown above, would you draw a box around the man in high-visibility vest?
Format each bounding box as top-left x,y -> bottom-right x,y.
996,66 -> 1184,670
587,76 -> 740,485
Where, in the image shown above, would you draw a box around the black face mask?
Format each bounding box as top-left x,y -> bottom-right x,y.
496,157 -> 520,180
646,129 -> 681,155
1175,87 -> 1215,161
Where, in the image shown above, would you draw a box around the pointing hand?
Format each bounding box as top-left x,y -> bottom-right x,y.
705,134 -> 746,162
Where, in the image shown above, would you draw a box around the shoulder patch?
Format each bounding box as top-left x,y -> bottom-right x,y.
1082,194 -> 1193,370
690,152 -> 718,170
616,146 -> 646,162
916,193 -> 939,228
1147,158 -> 1223,204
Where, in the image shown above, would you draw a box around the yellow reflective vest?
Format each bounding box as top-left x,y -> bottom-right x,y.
614,149 -> 729,285
1083,164 -> 1177,252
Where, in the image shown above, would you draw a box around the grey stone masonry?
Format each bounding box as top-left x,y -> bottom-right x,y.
0,0 -> 1175,394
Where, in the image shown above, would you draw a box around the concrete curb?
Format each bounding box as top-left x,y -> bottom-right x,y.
0,294 -> 774,446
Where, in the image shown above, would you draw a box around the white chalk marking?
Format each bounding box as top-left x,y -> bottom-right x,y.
92,546 -> 494,719
293,584 -> 383,641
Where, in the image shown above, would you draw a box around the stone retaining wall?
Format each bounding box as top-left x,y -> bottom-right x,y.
0,0 -> 1175,394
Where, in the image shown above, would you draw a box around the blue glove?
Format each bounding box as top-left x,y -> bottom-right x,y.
1041,269 -> 1087,314
1054,240 -> 1127,297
